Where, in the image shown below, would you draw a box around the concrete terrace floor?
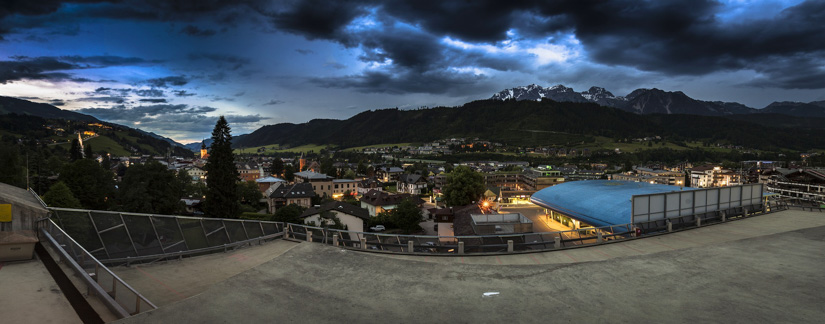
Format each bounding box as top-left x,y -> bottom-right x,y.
0,258 -> 82,324
118,210 -> 825,323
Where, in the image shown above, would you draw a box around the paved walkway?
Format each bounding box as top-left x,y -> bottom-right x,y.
0,259 -> 82,324
111,240 -> 300,307
116,210 -> 825,323
382,209 -> 825,265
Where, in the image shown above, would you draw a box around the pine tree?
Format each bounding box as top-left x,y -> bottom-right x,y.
203,116 -> 240,219
270,158 -> 284,177
84,143 -> 93,159
70,139 -> 83,161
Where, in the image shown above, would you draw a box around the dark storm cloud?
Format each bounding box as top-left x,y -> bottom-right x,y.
0,55 -> 159,84
172,90 -> 196,97
4,0 -> 825,92
179,25 -> 217,37
78,104 -> 217,120
0,56 -> 76,83
267,0 -> 825,90
144,75 -> 189,88
133,89 -> 164,97
58,55 -> 159,66
75,96 -> 125,103
187,53 -> 250,70
311,69 -> 486,95
267,0 -> 369,44
78,103 -> 269,134
139,98 -> 167,103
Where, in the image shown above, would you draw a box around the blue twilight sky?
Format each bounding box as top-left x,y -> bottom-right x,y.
1,0 -> 824,143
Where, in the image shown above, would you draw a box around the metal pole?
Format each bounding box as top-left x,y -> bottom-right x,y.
147,216 -> 165,252
118,213 -> 140,257
198,219 -> 210,246
87,211 -> 111,259
174,218 -> 191,251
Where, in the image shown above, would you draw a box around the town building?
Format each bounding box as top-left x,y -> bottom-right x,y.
294,171 -> 335,197
299,201 -> 371,232
763,168 -> 825,202
237,161 -> 264,182
522,167 -> 565,190
255,176 -> 286,193
359,189 -> 423,217
266,183 -> 315,214
332,179 -> 360,199
396,173 -> 428,195
690,165 -> 742,188
376,167 -> 404,182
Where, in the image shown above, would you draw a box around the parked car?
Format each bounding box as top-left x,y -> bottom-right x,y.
370,225 -> 386,232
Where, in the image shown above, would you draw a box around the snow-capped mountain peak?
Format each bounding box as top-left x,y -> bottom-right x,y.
489,84 -> 763,116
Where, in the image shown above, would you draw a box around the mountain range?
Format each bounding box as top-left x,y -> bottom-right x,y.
491,84 -> 825,117
234,99 -> 825,151
0,96 -> 192,157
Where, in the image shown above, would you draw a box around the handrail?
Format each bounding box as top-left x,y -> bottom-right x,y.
28,187 -> 48,208
287,201 -> 780,255
46,207 -> 283,224
38,219 -> 157,317
47,207 -> 286,264
100,231 -> 285,265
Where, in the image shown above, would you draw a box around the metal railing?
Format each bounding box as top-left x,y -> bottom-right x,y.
37,218 -> 157,318
286,222 -> 636,255
47,207 -> 286,265
28,187 -> 48,208
285,201 -> 783,255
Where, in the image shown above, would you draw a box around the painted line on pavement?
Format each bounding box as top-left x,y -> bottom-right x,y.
560,251 -> 578,262
620,243 -> 645,254
135,266 -> 186,299
591,248 -> 612,258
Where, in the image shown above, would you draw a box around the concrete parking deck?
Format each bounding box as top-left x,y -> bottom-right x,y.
111,239 -> 300,307
115,209 -> 825,323
0,259 -> 82,324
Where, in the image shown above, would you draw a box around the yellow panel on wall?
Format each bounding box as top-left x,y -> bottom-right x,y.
0,204 -> 11,222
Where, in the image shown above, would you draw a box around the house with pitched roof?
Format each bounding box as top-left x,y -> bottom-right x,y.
299,201 -> 370,232
359,189 -> 424,217
266,182 -> 315,213
396,173 -> 429,195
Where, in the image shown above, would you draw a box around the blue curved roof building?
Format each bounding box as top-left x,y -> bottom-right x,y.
530,180 -> 698,227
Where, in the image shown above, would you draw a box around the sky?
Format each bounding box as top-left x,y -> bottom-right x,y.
1,0 -> 824,143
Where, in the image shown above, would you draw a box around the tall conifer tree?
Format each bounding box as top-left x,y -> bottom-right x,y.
204,116 -> 240,218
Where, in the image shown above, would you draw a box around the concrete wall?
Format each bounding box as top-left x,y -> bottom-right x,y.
0,183 -> 49,232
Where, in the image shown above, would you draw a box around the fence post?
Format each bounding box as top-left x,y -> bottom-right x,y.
458,241 -> 464,255
360,237 -> 367,250
597,231 -> 603,243
507,240 -> 513,252
306,230 -> 312,242
554,236 -> 561,249
332,234 -> 339,247
667,220 -> 673,233
407,240 -> 414,252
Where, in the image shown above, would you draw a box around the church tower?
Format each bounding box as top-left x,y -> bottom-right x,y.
200,142 -> 209,159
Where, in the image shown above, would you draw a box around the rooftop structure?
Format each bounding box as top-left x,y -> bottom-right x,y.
294,171 -> 333,181
531,180 -> 701,227
470,213 -> 533,234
